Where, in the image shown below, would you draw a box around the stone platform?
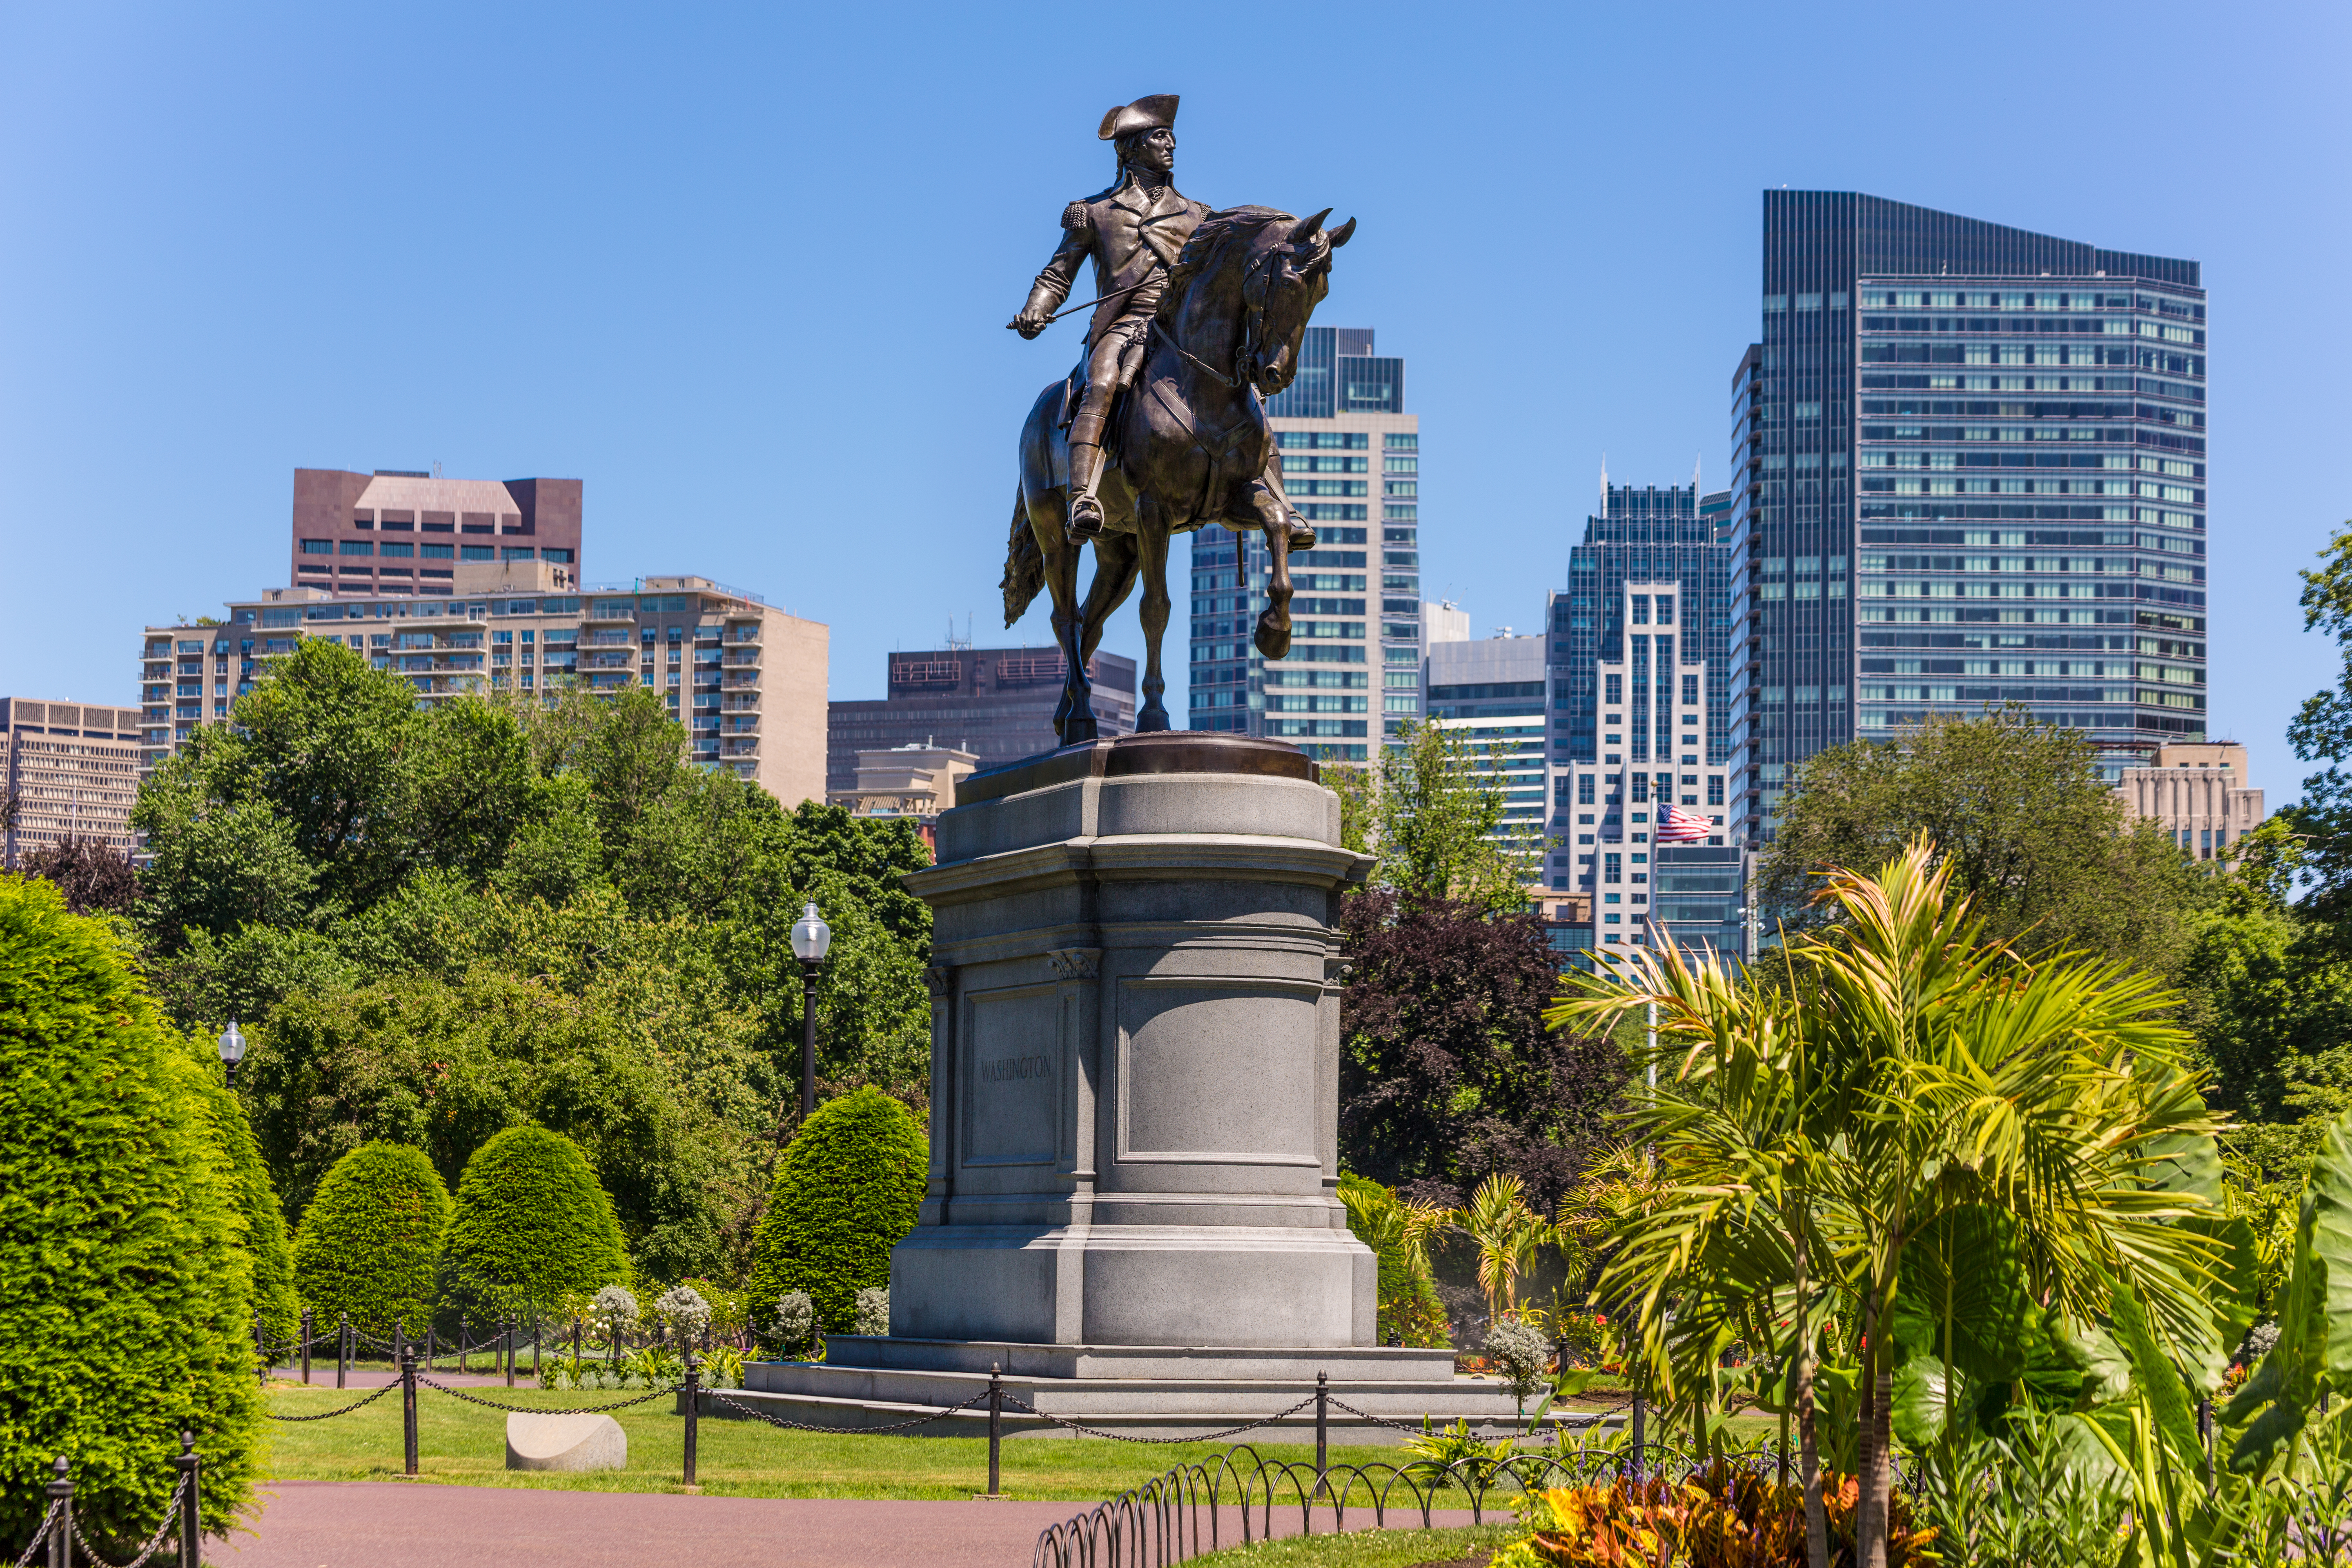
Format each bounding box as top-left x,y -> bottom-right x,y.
719,1347 -> 1560,1443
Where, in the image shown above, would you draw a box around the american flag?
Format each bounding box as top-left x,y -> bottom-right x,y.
1656,802 -> 1713,843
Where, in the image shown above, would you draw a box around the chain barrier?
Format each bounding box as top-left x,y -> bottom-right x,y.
64,1475 -> 190,1568
8,1504 -> 60,1568
263,1383 -> 399,1423
704,1389 -> 992,1436
1000,1393 -> 1321,1446
414,1376 -> 670,1415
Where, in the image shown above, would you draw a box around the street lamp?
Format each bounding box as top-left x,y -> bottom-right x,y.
217,1019 -> 246,1089
789,902 -> 831,1120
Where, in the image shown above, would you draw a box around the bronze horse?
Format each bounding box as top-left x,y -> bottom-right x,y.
1001,205 -> 1354,745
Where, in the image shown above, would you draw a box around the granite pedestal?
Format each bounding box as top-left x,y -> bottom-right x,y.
748,734 -> 1526,1435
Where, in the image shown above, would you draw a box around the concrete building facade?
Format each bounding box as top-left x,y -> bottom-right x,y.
1423,633 -> 1549,860
142,563 -> 829,806
1190,325 -> 1422,762
825,646 -> 1136,797
1,698 -> 143,867
2115,741 -> 2263,860
290,469 -> 582,598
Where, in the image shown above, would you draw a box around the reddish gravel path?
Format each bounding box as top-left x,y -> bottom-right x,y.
216,1480 -> 1485,1567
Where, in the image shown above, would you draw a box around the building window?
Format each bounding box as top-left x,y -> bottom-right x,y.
462,545 -> 494,561
541,549 -> 574,564
339,540 -> 373,557
1605,674 -> 1622,706
504,547 -> 535,562
1707,775 -> 1724,806
379,542 -> 414,559
421,543 -> 453,559
301,539 -> 333,555
1577,775 -> 1595,806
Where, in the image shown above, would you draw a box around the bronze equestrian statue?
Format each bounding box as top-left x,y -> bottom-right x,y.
1001,93 -> 1353,746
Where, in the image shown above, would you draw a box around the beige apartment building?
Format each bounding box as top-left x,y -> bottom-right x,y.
141,561 -> 828,808
1,698 -> 143,867
2114,740 -> 2264,860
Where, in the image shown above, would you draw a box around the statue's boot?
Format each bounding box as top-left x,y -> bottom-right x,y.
1066,440 -> 1109,540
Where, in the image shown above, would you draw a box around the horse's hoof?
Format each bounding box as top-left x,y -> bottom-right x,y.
1254,621 -> 1292,660
1136,707 -> 1171,733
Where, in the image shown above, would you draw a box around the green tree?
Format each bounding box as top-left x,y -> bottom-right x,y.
1337,1174 -> 1448,1348
746,1086 -> 926,1334
440,1125 -> 630,1318
0,877 -> 261,1546
183,1042 -> 300,1344
1761,705 -> 2207,976
289,1141 -> 450,1335
1559,841 -> 2233,1568
1332,719 -> 1534,913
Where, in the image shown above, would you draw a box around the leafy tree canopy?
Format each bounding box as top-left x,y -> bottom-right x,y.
1760,704 -> 2207,977
1331,720 -> 1535,915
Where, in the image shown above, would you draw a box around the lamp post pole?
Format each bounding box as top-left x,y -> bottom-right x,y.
788,902 -> 832,1125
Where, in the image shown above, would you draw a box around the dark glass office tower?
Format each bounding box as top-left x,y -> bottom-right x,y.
1545,483 -> 1735,772
1727,193 -> 2206,841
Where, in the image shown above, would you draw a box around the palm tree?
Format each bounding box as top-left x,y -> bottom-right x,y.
1454,1173 -> 1550,1320
1554,837 -> 2229,1568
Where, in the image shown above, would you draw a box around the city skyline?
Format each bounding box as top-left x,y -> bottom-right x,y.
2,5 -> 2340,806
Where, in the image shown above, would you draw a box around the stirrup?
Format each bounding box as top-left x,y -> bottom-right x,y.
1067,492 -> 1107,539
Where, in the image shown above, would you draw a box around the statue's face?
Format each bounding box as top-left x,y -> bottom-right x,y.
1125,127 -> 1176,176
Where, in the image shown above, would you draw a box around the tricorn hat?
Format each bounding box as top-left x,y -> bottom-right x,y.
1098,94 -> 1179,141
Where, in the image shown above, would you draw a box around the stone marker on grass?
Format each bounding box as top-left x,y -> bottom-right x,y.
505,1412 -> 626,1472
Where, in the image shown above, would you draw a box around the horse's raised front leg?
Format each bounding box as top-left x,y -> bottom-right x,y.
1247,481 -> 1295,660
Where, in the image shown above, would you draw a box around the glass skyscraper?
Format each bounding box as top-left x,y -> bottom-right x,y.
1188,325 -> 1421,762
1545,482 -> 1735,772
1727,193 -> 2207,841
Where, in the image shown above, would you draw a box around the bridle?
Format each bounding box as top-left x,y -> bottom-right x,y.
1154,232 -> 1315,394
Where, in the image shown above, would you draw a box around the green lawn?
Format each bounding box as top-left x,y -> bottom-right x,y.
1187,1525 -> 1513,1567
261,1382 -> 1483,1502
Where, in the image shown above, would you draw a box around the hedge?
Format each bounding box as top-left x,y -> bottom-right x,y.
0,876 -> 261,1546
747,1087 -> 925,1335
440,1125 -> 629,1318
290,1142 -> 449,1335
184,1042 -> 298,1344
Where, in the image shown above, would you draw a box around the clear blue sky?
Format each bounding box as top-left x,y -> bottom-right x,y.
4,2 -> 2345,802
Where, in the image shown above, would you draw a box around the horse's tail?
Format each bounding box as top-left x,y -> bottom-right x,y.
1000,487 -> 1045,628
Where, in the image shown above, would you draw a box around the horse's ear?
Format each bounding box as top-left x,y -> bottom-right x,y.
1329,217 -> 1356,249
1288,208 -> 1331,247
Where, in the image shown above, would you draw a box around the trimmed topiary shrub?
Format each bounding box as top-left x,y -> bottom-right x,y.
183,1040 -> 298,1346
0,876 -> 261,1546
440,1124 -> 630,1319
290,1142 -> 449,1335
747,1086 -> 925,1337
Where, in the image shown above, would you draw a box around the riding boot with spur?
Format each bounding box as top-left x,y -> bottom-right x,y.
1066,410 -> 1110,540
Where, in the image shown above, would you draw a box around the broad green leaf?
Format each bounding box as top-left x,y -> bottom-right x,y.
2054,1311 -> 2132,1410
1891,1354 -> 1966,1449
2109,1272 -> 2203,1472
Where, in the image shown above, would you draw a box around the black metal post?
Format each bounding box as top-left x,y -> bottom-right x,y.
401,1344 -> 419,1477
799,960 -> 821,1120
683,1347 -> 701,1488
253,1311 -> 265,1383
1629,1382 -> 1646,1485
988,1363 -> 1003,1498
337,1311 -> 349,1390
505,1318 -> 516,1388
532,1312 -> 541,1378
173,1432 -> 200,1568
573,1318 -> 582,1368
301,1307 -> 312,1385
459,1315 -> 468,1375
46,1456 -> 71,1568
425,1327 -> 434,1373
1315,1371 -> 1328,1483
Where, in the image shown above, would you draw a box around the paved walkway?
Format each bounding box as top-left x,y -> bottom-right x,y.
217,1481 -> 1485,1567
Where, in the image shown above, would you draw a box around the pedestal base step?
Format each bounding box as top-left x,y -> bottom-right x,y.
722,1361 -> 1618,1446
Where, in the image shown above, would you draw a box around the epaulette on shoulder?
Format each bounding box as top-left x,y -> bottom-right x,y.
1061,201 -> 1093,232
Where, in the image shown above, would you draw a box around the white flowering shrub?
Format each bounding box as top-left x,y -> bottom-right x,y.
773,1291 -> 815,1356
655,1284 -> 712,1337
1484,1315 -> 1553,1409
853,1287 -> 889,1337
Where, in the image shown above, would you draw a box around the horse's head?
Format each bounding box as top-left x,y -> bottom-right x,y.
1240,208 -> 1356,399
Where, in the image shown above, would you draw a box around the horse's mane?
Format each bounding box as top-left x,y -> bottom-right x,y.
1156,206 -> 1303,323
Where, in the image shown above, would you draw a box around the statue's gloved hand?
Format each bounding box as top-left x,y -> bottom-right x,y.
1008,305 -> 1052,339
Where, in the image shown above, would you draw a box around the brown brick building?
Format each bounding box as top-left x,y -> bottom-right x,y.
290,469 -> 582,598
